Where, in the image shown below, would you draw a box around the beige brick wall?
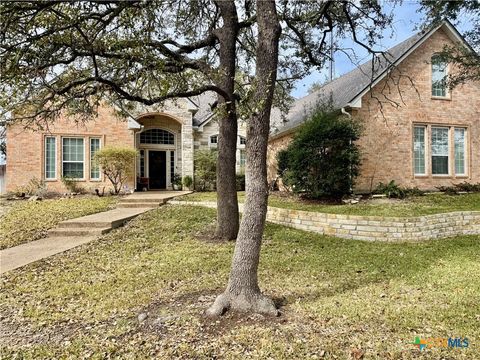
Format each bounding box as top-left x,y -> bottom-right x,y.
267,28 -> 480,192
6,105 -> 134,193
170,200 -> 480,242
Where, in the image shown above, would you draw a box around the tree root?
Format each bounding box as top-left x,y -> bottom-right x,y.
205,291 -> 279,317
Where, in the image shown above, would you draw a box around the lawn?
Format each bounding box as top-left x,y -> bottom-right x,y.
0,196 -> 117,249
179,191 -> 480,217
1,205 -> 478,359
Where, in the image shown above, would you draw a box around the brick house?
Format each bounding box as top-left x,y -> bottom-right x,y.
268,21 -> 480,192
5,93 -> 246,193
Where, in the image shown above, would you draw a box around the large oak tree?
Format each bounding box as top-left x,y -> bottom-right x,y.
1,0 -> 400,315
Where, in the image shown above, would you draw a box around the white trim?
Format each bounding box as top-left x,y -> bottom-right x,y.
44,136 -> 57,180
413,125 -> 427,176
89,137 -> 102,180
209,134 -> 218,148
454,127 -> 467,176
61,137 -> 86,180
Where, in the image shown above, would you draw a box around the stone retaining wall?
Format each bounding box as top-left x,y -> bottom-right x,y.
170,200 -> 480,242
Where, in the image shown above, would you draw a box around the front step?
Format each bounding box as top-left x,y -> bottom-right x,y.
117,202 -> 160,208
48,227 -> 112,237
119,198 -> 167,203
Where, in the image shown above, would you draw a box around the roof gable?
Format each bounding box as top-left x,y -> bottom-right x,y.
271,20 -> 472,138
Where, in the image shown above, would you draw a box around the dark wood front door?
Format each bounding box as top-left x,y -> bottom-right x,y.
148,150 -> 167,189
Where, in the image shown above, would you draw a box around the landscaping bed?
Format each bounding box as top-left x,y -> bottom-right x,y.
1,205 -> 478,358
179,191 -> 480,217
0,196 -> 117,249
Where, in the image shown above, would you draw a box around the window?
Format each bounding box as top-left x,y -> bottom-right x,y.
239,136 -> 246,145
431,127 -> 449,175
413,126 -> 426,175
90,138 -> 101,180
45,136 -> 56,179
139,150 -> 145,177
454,128 -> 466,175
240,149 -> 246,167
140,129 -> 174,145
210,134 -> 218,147
62,137 -> 84,179
170,151 -> 175,183
432,55 -> 447,97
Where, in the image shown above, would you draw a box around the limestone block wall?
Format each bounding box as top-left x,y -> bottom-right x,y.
170,200 -> 480,241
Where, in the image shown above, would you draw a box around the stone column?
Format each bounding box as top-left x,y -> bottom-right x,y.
181,113 -> 195,182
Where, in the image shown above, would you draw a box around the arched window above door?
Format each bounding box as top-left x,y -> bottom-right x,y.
140,129 -> 175,145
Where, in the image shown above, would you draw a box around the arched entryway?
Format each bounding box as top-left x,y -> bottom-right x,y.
134,113 -> 183,190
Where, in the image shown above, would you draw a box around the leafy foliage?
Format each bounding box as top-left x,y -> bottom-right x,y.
61,176 -> 85,194
11,177 -> 48,197
236,173 -> 246,191
194,150 -> 217,191
374,180 -> 426,199
278,111 -> 361,199
94,147 -> 137,194
0,196 -> 116,249
182,175 -> 193,189
436,181 -> 480,195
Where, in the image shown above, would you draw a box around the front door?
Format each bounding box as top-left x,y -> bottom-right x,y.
148,150 -> 167,189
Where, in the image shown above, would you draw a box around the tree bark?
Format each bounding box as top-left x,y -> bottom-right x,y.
206,0 -> 281,316
214,0 -> 240,240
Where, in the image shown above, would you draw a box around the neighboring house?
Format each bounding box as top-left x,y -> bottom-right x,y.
268,21 -> 480,192
5,93 -> 246,193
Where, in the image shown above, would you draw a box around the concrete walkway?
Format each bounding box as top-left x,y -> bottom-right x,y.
0,191 -> 191,274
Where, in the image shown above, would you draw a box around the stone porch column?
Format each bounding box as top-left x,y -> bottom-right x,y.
181,115 -> 194,181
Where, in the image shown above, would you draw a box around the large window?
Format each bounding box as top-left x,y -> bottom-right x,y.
90,138 -> 101,180
240,149 -> 246,167
432,55 -> 447,97
45,136 -> 56,179
62,137 -> 84,179
454,128 -> 466,175
431,127 -> 449,175
140,129 -> 174,145
413,126 -> 426,175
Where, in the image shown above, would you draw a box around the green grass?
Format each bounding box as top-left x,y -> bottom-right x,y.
0,196 -> 117,249
179,191 -> 480,217
1,205 -> 479,359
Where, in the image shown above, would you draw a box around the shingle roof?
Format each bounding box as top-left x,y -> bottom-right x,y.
270,29 -> 427,137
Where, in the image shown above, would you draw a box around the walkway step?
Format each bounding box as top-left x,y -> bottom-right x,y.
120,198 -> 167,203
48,227 -> 112,237
117,202 -> 160,208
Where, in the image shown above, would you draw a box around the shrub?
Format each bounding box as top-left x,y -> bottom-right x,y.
436,182 -> 480,195
194,149 -> 217,191
182,175 -> 193,189
374,180 -> 406,199
12,177 -> 49,197
374,180 -> 425,198
277,110 -> 361,199
61,176 -> 84,194
94,146 -> 137,194
236,173 -> 246,191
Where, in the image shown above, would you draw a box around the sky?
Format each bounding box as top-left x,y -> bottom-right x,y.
292,1 -> 474,98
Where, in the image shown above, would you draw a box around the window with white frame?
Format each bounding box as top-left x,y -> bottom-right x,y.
431,55 -> 447,97
45,136 -> 56,179
454,128 -> 466,175
240,149 -> 246,167
239,136 -> 246,145
413,126 -> 426,175
140,128 -> 174,145
210,134 -> 218,147
414,125 -> 467,177
90,138 -> 101,180
62,137 -> 84,179
431,127 -> 449,175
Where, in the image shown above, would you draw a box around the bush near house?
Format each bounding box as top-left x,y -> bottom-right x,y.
277,110 -> 361,199
194,149 -> 217,191
94,147 -> 137,194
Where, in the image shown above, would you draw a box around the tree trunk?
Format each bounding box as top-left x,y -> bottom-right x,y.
206,0 -> 281,316
214,0 -> 239,240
